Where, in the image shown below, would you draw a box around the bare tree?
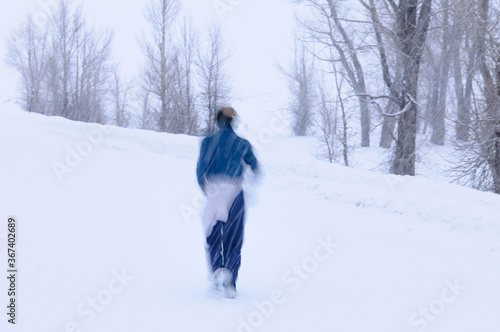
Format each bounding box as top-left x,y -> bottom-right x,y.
70,18 -> 113,124
391,0 -> 433,176
163,15 -> 200,135
451,0 -> 477,142
196,25 -> 231,135
426,0 -> 451,145
7,17 -> 49,114
413,0 -> 500,194
362,0 -> 433,174
141,0 -> 180,133
112,71 -> 131,127
335,67 -> 350,167
297,0 -> 372,147
471,0 -> 500,193
315,66 -> 350,165
137,87 -> 154,130
316,84 -> 337,163
280,37 -> 315,136
361,0 -> 402,149
177,16 -> 198,135
53,0 -> 73,118
7,0 -> 113,124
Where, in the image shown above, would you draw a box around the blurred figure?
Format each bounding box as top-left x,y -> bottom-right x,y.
196,107 -> 260,298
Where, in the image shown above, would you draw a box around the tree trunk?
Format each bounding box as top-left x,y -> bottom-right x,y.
494,129 -> 500,193
452,30 -> 466,141
327,0 -> 370,147
477,0 -> 500,193
392,0 -> 433,176
380,102 -> 397,148
491,60 -> 500,194
393,80 -> 419,176
364,0 -> 398,149
359,95 -> 371,147
453,25 -> 475,142
430,0 -> 450,145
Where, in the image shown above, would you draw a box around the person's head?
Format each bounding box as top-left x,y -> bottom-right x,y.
216,107 -> 237,129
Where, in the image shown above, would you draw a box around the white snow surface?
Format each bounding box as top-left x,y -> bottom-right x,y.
1,107 -> 500,332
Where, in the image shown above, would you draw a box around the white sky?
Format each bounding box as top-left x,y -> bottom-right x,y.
0,0 -> 296,107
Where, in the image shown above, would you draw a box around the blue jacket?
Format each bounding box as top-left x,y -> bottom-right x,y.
196,125 -> 259,191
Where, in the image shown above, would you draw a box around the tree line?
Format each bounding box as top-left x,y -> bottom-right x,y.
8,0 -> 500,194
7,0 -> 231,136
284,0 -> 500,194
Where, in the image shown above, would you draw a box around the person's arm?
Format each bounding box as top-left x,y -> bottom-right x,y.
243,140 -> 260,174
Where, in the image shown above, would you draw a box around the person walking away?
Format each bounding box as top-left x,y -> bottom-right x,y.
196,107 -> 260,298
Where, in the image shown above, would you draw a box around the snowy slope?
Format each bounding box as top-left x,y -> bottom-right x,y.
1,108 -> 499,332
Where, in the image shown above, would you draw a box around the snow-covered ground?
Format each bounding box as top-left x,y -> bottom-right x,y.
1,107 -> 499,332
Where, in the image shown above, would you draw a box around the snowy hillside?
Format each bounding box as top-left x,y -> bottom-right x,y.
1,108 -> 499,332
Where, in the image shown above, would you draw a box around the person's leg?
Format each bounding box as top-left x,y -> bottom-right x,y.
223,192 -> 245,288
206,220 -> 224,274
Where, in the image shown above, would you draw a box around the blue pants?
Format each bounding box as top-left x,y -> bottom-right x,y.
206,192 -> 245,288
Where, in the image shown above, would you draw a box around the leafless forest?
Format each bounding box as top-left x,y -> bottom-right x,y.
6,0 -> 500,194
285,0 -> 500,193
